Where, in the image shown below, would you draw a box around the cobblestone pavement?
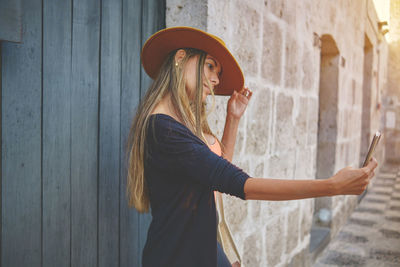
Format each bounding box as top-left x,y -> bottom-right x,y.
314,163 -> 400,267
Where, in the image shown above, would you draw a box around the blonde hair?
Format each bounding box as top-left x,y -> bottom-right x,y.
126,48 -> 218,212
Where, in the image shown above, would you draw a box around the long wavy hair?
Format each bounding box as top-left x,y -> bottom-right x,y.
126,48 -> 219,212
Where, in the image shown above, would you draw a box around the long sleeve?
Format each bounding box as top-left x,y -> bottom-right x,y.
146,114 -> 250,199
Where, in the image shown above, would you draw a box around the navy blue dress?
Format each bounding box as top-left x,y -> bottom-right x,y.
142,114 -> 249,267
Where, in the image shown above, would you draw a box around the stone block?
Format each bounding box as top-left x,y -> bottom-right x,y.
295,146 -> 314,179
266,0 -> 297,26
261,15 -> 283,85
250,200 -> 262,219
233,144 -> 249,172
265,215 -> 285,266
343,110 -> 350,139
286,208 -> 300,253
254,162 -> 264,177
242,232 -> 262,267
307,97 -> 318,146
166,0 -> 207,29
295,96 -> 308,146
260,201 -> 288,221
284,31 -> 300,89
274,92 -> 295,151
302,46 -> 317,91
267,150 -> 296,179
300,204 -> 313,241
288,248 -> 310,267
245,88 -> 271,155
230,1 -> 262,76
223,191 -> 248,233
206,95 -> 227,137
233,125 -> 245,158
207,0 -> 231,39
331,201 -> 348,236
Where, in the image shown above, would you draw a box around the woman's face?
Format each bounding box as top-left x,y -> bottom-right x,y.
182,53 -> 221,102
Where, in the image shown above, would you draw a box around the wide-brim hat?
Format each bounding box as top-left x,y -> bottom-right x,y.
141,26 -> 244,96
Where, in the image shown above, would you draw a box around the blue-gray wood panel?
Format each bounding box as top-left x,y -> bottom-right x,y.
120,1 -> 165,265
70,1 -> 100,266
42,0 -> 72,266
140,0 -> 166,98
0,44 -> 2,267
0,0 -> 22,42
120,0 -> 142,265
1,0 -> 165,266
138,0 -> 166,259
99,0 -> 122,266
1,0 -> 42,266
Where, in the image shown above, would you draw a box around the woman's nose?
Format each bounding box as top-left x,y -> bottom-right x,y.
210,73 -> 219,86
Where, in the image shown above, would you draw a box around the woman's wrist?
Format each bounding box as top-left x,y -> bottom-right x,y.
324,177 -> 338,196
226,112 -> 241,123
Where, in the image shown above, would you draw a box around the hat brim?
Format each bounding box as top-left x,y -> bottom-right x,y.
141,27 -> 244,96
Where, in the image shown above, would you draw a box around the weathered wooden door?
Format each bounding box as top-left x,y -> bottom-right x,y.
1,0 -> 165,266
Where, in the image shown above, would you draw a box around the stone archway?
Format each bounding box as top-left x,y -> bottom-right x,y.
310,34 -> 340,260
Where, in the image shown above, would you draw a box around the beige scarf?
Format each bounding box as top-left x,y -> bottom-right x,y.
215,191 -> 241,264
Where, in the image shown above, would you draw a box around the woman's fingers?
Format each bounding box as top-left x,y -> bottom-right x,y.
248,90 -> 253,99
334,163 -> 377,195
358,159 -> 378,193
366,157 -> 378,169
361,157 -> 378,179
239,86 -> 252,99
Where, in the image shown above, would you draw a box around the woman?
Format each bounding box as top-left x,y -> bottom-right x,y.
126,27 -> 378,267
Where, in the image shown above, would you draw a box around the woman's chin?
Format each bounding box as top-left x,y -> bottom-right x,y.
202,93 -> 210,103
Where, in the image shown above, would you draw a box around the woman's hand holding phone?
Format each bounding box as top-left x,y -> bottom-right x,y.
329,157 -> 378,195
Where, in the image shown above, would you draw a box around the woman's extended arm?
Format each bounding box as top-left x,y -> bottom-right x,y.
243,158 -> 378,200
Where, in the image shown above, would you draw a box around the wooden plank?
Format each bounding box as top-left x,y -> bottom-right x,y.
140,0 -> 166,99
0,44 -> 2,267
138,1 -> 165,264
42,0 -> 71,266
0,0 -> 22,42
70,1 -> 100,266
98,0 -> 122,266
1,0 -> 42,266
120,0 -> 142,266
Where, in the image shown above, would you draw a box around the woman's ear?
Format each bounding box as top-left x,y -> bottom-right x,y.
174,49 -> 186,64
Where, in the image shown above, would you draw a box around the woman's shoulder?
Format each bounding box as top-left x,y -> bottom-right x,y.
147,113 -> 202,144
148,113 -> 188,133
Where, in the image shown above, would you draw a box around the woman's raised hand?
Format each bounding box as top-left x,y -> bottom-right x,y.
227,87 -> 252,119
329,158 -> 378,195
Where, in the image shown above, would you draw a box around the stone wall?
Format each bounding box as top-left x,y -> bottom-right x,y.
385,0 -> 400,162
166,0 -> 388,266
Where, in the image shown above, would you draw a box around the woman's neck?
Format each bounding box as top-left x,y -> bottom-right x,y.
151,93 -> 211,144
151,94 -> 181,122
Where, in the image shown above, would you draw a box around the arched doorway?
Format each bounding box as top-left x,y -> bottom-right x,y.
310,34 -> 340,260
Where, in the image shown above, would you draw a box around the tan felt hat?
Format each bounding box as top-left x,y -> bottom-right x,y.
141,27 -> 244,96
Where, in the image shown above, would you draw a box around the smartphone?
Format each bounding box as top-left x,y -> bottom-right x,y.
362,131 -> 381,167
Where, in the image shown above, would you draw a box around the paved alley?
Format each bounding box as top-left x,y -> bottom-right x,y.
314,162 -> 400,267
